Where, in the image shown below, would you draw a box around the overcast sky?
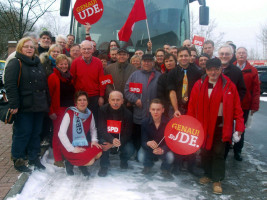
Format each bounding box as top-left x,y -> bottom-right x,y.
50,0 -> 267,58
190,0 -> 267,58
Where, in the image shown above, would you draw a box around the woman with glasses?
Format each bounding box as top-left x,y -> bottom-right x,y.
4,37 -> 50,172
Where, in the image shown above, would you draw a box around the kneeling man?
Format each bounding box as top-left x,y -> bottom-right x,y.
140,99 -> 174,180
98,91 -> 134,177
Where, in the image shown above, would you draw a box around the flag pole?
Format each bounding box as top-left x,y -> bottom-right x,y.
145,19 -> 151,41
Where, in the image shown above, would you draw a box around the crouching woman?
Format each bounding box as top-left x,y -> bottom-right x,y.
58,91 -> 102,176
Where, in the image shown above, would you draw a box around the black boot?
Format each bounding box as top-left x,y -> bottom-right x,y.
98,167 -> 108,177
13,158 -> 32,173
78,166 -> 90,177
28,158 -> 46,170
65,160 -> 74,175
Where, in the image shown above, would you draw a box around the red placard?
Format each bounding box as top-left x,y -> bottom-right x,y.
129,82 -> 143,94
192,35 -> 205,46
164,115 -> 204,155
107,120 -> 122,134
100,75 -> 113,86
73,0 -> 104,25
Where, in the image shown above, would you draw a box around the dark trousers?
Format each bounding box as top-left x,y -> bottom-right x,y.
142,148 -> 173,171
173,153 -> 196,171
88,96 -> 100,128
40,113 -> 53,143
100,142 -> 135,168
225,109 -> 249,158
12,112 -> 45,161
233,109 -> 249,154
201,125 -> 226,182
133,123 -> 142,153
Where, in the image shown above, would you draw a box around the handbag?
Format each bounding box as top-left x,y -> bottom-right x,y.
0,59 -> 22,124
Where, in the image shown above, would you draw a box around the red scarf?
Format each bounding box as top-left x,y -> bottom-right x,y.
198,76 -> 223,149
53,68 -> 72,83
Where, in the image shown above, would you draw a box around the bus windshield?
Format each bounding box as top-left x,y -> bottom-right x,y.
73,0 -> 189,52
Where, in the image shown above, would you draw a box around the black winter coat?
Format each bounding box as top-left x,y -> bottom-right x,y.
4,52 -> 50,113
223,64 -> 246,100
98,104 -> 133,146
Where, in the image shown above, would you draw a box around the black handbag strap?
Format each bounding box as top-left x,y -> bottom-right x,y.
17,59 -> 22,87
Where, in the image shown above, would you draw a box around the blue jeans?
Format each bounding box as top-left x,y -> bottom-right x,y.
12,112 -> 45,161
100,142 -> 135,168
139,147 -> 174,171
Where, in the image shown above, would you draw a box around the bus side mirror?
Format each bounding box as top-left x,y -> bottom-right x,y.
199,6 -> 209,25
60,0 -> 71,16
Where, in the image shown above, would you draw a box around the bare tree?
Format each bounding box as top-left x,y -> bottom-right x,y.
38,12 -> 70,36
0,0 -> 56,40
248,48 -> 261,60
257,23 -> 267,59
190,11 -> 225,51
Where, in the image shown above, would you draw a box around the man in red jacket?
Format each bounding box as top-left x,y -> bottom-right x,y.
188,58 -> 245,194
233,47 -> 260,161
70,40 -> 105,125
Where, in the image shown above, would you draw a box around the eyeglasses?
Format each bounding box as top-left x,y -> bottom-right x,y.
22,45 -> 35,49
219,52 -> 231,56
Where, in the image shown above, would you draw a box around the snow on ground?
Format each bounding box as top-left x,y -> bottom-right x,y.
7,149 -> 231,200
260,94 -> 267,102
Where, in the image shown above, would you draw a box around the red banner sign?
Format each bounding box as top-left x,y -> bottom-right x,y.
100,74 -> 113,86
73,0 -> 104,25
107,120 -> 122,134
164,115 -> 204,155
192,35 -> 205,46
129,82 -> 143,94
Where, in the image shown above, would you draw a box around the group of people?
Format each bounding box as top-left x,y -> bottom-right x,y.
3,26 -> 260,195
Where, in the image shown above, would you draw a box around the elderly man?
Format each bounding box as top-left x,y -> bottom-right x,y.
231,47 -> 260,161
183,39 -> 192,48
105,48 -> 136,98
203,40 -> 215,59
218,45 -> 246,101
125,54 -> 161,155
70,40 -> 105,123
188,58 -> 244,194
56,35 -> 68,55
38,31 -> 52,55
98,91 -> 134,177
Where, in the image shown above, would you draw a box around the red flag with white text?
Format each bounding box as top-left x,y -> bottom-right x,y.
100,74 -> 114,86
118,0 -> 147,42
129,82 -> 143,94
107,120 -> 122,134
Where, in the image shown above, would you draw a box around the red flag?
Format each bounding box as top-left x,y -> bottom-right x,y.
100,74 -> 114,86
107,120 -> 122,134
118,0 -> 147,42
129,82 -> 143,94
192,35 -> 205,46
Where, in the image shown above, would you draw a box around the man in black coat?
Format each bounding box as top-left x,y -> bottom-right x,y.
218,44 -> 247,161
218,45 -> 246,101
98,91 -> 134,177
168,47 -> 202,117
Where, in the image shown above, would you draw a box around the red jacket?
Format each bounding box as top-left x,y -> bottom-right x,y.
70,56 -> 105,97
187,74 -> 245,150
233,61 -> 260,111
48,68 -> 74,115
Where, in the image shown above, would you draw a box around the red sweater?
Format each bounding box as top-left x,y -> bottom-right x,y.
70,56 -> 105,97
187,75 -> 245,150
233,61 -> 260,111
